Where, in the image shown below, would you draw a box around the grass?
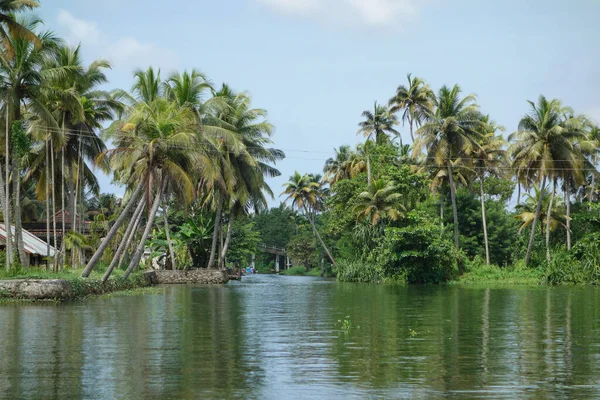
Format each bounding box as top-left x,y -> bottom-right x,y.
0,266 -> 151,301
451,263 -> 545,286
279,266 -> 335,277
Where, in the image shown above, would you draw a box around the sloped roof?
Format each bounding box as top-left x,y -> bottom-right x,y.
0,224 -> 56,257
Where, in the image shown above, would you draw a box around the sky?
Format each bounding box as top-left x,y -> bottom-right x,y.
37,0 -> 600,205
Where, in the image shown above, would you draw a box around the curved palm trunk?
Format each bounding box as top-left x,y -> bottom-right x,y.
366,151 -> 372,187
102,197 -> 146,283
304,207 -> 336,265
123,180 -> 164,279
117,200 -> 146,270
409,116 -> 415,143
480,177 -> 490,266
525,175 -> 547,266
218,214 -> 234,270
162,197 -> 176,270
81,181 -> 144,277
545,179 -> 556,262
208,196 -> 224,269
565,179 -> 571,251
590,173 -> 595,211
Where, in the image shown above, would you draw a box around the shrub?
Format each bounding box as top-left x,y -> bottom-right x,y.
335,259 -> 385,283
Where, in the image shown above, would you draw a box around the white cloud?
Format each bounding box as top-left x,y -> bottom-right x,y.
57,10 -> 101,45
255,0 -> 425,26
257,0 -> 320,13
55,11 -> 179,72
107,37 -> 180,72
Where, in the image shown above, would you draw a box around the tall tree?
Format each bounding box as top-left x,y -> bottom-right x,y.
357,102 -> 399,185
416,84 -> 483,269
388,73 -> 433,144
353,179 -> 405,226
282,171 -> 335,265
509,96 -> 587,265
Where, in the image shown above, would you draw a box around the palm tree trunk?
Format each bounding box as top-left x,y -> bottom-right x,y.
73,137 -> 82,234
13,164 -> 27,267
5,105 -> 12,270
517,182 -> 521,205
81,181 -> 144,277
218,214 -> 234,270
446,164 -> 460,250
366,150 -> 372,187
565,179 -> 571,251
480,177 -> 490,266
162,196 -> 176,270
208,195 -> 224,269
525,175 -> 547,266
61,148 -> 66,267
409,116 -> 415,143
589,173 -> 595,211
102,197 -> 146,283
546,179 -> 556,262
123,180 -> 164,279
440,192 -> 444,229
50,138 -> 58,272
45,138 -> 50,266
304,207 -> 336,265
117,199 -> 145,270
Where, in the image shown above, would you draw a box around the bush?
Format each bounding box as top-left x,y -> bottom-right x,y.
377,212 -> 456,284
280,266 -> 307,276
335,259 -> 385,283
457,258 -> 544,285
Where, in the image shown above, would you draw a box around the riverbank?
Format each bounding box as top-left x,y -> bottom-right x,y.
0,269 -> 152,301
449,264 -> 545,285
279,266 -> 335,278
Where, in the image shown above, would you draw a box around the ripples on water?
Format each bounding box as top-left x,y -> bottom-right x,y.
0,275 -> 599,399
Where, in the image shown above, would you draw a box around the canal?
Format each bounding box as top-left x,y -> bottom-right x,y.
1,275 -> 599,399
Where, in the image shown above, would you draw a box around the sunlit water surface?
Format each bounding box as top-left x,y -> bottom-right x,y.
1,275 -> 600,399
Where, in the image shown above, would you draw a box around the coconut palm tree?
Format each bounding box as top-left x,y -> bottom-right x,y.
357,102 -> 399,185
0,17 -> 62,268
416,84 -> 483,265
323,145 -> 355,184
473,116 -> 506,265
282,171 -> 335,265
353,179 -> 405,226
0,0 -> 40,59
388,73 -> 434,144
508,96 -> 588,265
516,184 -> 567,236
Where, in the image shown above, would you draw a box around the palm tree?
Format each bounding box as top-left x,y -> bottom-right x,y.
473,116 -> 506,265
388,73 -> 433,144
508,96 -> 587,265
282,171 -> 335,265
353,179 -> 405,226
416,84 -> 483,266
516,184 -> 567,236
323,145 -> 355,184
357,102 -> 399,185
0,0 -> 40,59
0,17 -> 61,268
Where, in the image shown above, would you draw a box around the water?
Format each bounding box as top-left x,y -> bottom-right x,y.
1,275 -> 600,399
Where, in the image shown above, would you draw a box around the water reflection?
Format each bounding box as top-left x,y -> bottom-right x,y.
0,277 -> 599,399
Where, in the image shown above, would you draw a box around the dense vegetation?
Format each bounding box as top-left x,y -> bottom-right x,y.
0,3 -> 283,281
278,75 -> 600,285
1,3 -> 599,286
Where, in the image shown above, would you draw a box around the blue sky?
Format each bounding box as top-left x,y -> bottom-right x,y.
38,0 -> 600,205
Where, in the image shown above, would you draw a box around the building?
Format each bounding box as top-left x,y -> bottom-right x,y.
0,224 -> 57,265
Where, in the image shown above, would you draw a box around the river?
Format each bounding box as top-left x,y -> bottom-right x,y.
0,275 -> 599,399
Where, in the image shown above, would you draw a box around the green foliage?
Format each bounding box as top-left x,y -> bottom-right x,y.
228,218 -> 261,268
280,266 -> 307,276
456,258 -> 544,285
286,232 -> 317,270
377,212 -> 456,283
253,205 -> 297,248
335,259 -> 385,283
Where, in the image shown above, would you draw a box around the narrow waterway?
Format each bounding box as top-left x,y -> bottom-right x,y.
1,275 -> 599,399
